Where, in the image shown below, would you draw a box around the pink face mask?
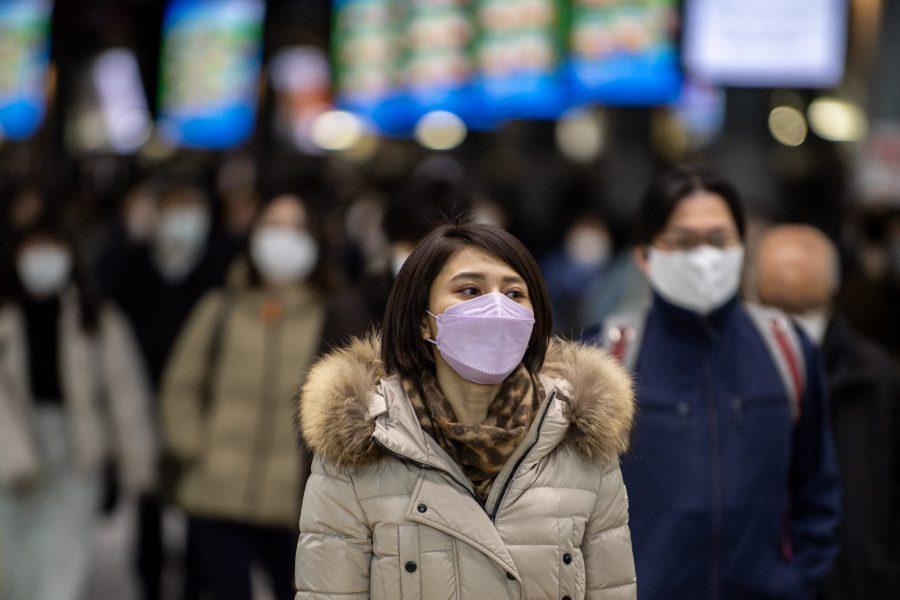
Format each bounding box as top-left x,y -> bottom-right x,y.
427,291 -> 535,385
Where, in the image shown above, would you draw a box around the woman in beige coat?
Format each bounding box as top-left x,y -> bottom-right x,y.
0,217 -> 156,600
296,223 -> 637,599
160,193 -> 368,599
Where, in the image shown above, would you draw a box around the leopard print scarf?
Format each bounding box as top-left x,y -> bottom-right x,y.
402,366 -> 545,503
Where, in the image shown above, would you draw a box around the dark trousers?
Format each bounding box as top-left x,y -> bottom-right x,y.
136,495 -> 164,600
185,516 -> 296,600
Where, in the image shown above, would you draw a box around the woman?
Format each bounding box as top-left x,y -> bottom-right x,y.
0,217 -> 156,600
296,223 -> 637,599
160,193 -> 366,600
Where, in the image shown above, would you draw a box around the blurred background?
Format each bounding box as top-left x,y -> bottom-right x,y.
1,0 -> 898,344
0,0 -> 898,599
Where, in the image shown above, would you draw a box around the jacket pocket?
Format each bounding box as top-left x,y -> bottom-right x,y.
729,394 -> 793,446
558,517 -> 585,600
399,524 -> 421,600
639,398 -> 692,434
730,394 -> 785,416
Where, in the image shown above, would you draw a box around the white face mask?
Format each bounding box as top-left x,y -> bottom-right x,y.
17,246 -> 73,298
647,244 -> 745,315
792,309 -> 830,345
152,205 -> 211,282
565,227 -> 611,267
251,226 -> 318,284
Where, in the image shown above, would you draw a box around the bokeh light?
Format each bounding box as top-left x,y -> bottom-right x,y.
414,111 -> 467,151
768,106 -> 808,147
807,97 -> 868,142
311,110 -> 364,151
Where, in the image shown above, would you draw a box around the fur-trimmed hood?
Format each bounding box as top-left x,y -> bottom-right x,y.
298,334 -> 634,469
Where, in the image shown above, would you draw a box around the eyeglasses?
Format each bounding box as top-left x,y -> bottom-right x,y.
653,231 -> 741,252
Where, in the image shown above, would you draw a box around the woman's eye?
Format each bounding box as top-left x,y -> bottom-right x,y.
460,287 -> 479,296
505,289 -> 525,300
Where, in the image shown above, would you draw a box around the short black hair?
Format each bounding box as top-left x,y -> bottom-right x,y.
382,170 -> 473,245
381,223 -> 552,379
636,165 -> 746,246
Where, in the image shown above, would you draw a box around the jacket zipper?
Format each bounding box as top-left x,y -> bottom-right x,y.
488,391 -> 555,522
703,358 -> 722,600
371,438 -> 486,509
244,320 -> 282,509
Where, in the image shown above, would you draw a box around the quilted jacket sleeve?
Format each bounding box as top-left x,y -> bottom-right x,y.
582,460 -> 637,599
294,455 -> 372,599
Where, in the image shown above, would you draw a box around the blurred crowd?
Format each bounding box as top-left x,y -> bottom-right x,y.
0,153 -> 898,600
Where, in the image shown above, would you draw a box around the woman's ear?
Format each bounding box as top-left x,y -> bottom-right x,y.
421,315 -> 432,341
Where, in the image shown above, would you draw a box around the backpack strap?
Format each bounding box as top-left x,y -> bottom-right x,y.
745,303 -> 807,423
600,310 -> 647,372
200,289 -> 235,415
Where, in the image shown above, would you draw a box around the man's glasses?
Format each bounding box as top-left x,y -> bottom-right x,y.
653,231 -> 740,251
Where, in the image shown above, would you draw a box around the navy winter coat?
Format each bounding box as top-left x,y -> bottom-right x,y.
590,294 -> 841,600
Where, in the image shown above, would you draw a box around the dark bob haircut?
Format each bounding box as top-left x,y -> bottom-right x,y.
636,165 -> 746,246
381,223 -> 552,379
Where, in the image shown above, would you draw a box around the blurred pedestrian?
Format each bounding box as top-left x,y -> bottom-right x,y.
837,209 -> 900,362
0,216 -> 156,600
97,177 -> 242,386
541,214 -> 649,337
159,193 -> 366,600
95,176 -> 241,600
0,184 -> 47,265
295,223 -> 637,599
755,224 -> 900,600
356,158 -> 474,327
591,166 -> 841,599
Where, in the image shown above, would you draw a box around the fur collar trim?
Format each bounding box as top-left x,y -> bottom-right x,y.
297,334 -> 634,468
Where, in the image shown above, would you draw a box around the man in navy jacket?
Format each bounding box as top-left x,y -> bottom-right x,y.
590,166 -> 840,599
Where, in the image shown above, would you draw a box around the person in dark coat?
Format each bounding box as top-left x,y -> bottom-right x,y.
589,167 -> 841,599
96,180 -> 242,386
356,158 -> 474,327
94,179 -> 241,600
755,224 -> 900,599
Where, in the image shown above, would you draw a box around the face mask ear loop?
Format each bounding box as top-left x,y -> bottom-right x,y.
425,310 -> 440,346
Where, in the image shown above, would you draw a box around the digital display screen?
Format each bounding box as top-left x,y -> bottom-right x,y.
330,0 -> 689,134
683,0 -> 847,88
157,0 -> 265,149
332,0 -> 406,132
0,0 -> 52,141
334,0 -> 488,133
398,0 -> 479,127
566,0 -> 681,105
473,0 -> 567,120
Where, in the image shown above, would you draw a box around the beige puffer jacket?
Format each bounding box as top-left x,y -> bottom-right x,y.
295,335 -> 637,600
160,267 -> 325,528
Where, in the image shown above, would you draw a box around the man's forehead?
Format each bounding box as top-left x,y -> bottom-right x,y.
665,224 -> 735,234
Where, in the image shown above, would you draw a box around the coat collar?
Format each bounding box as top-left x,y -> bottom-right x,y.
650,291 -> 741,339
224,259 -> 320,314
297,334 -> 634,470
